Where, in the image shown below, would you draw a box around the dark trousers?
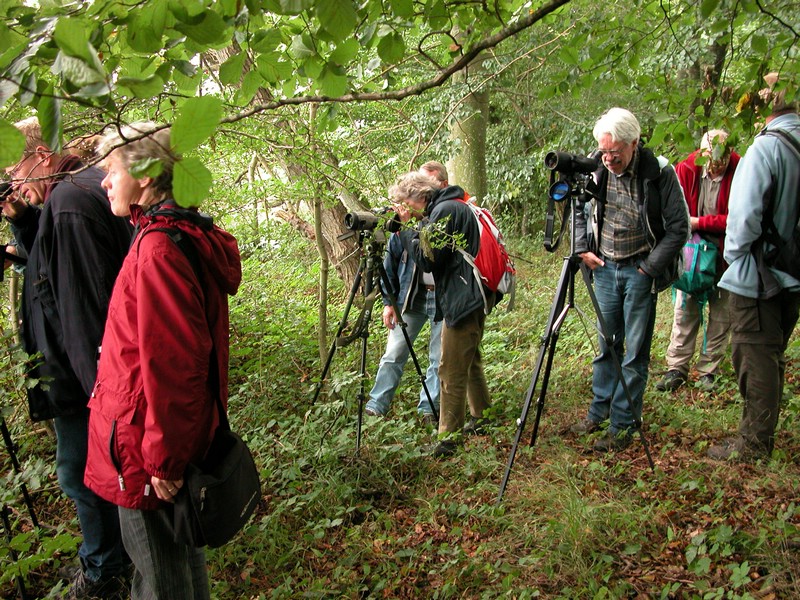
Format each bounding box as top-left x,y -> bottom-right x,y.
119,506 -> 210,600
729,289 -> 800,452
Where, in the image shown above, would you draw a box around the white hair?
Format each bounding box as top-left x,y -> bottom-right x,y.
593,108 -> 641,144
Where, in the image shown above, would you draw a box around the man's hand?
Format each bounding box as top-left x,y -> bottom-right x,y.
382,305 -> 397,329
151,476 -> 184,503
2,193 -> 29,221
579,251 -> 605,270
3,244 -> 18,270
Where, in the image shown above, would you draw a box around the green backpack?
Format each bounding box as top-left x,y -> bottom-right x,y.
673,233 -> 718,303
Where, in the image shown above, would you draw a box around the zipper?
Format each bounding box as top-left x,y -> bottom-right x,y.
109,420 -> 126,491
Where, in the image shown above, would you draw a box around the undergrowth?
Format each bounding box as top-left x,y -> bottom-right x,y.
2,223 -> 799,598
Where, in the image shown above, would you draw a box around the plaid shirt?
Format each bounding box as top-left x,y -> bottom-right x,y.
599,149 -> 650,261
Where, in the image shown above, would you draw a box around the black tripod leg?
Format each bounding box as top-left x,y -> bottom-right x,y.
578,264 -> 656,471
376,264 -> 439,421
311,263 -> 365,406
1,504 -> 30,600
1,418 -> 38,527
497,257 -> 576,504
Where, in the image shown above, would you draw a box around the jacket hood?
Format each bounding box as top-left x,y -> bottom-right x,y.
131,202 -> 242,296
427,185 -> 466,214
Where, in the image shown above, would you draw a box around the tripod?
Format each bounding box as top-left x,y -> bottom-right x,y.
496,176 -> 655,504
312,227 -> 439,453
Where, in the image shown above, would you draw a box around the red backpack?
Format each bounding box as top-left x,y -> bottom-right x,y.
456,200 -> 516,312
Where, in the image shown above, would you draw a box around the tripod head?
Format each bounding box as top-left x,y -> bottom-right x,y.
543,151 -> 600,254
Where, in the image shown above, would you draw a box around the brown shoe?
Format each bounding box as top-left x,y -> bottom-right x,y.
570,418 -> 601,435
707,436 -> 769,462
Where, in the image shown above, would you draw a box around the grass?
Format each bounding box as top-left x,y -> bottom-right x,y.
2,230 -> 799,599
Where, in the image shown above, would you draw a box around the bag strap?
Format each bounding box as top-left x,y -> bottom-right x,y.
138,226 -> 231,432
456,247 -> 490,315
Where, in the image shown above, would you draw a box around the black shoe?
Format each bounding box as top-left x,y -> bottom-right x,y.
431,439 -> 458,458
570,417 -> 601,435
593,430 -> 633,453
697,374 -> 716,392
656,370 -> 687,392
65,569 -> 129,600
463,416 -> 489,436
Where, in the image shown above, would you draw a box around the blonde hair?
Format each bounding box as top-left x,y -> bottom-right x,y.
759,72 -> 797,113
14,117 -> 50,153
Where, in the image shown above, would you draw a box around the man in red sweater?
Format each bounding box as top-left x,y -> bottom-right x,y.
656,130 -> 741,393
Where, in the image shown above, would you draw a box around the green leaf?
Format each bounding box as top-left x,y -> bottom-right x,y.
174,10 -> 231,46
318,67 -> 348,97
117,75 -> 165,98
127,3 -> 168,54
53,52 -> 105,87
278,0 -> 313,15
53,18 -> 93,63
750,35 -> 768,53
291,34 -> 316,59
219,51 -> 247,85
699,0 -> 720,19
170,96 -> 223,154
316,0 -> 358,43
250,28 -> 283,53
390,0 -> 414,18
129,157 -> 164,180
329,38 -> 359,65
0,119 -> 26,169
256,53 -> 293,83
172,157 -> 212,207
425,0 -> 449,30
377,32 -> 405,64
37,87 -> 62,152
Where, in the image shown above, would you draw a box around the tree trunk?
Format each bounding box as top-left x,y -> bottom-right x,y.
450,58 -> 489,205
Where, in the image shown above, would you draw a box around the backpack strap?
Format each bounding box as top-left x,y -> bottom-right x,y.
456,247 -> 490,315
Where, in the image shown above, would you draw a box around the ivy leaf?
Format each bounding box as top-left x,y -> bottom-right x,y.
173,157 -> 212,207
171,96 -> 223,154
316,0 -> 358,43
0,119 -> 26,168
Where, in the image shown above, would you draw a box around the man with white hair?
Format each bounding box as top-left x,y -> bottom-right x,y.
656,130 -> 740,393
572,107 -> 689,452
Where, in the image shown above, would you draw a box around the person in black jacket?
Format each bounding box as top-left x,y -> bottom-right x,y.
4,117 -> 132,599
572,108 -> 688,452
393,171 -> 496,457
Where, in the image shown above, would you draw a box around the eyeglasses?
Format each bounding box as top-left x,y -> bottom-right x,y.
597,148 -> 625,158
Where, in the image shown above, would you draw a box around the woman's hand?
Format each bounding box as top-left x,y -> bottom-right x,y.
151,476 -> 184,503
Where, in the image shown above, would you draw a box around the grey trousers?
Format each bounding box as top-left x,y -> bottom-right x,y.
729,289 -> 800,452
119,506 -> 210,600
665,287 -> 731,376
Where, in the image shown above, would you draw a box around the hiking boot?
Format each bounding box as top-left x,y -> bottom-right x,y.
421,413 -> 437,428
65,569 -> 129,600
364,407 -> 383,417
656,370 -> 687,392
463,416 -> 490,436
570,418 -> 601,435
707,436 -> 769,462
593,430 -> 633,453
430,439 -> 458,459
697,374 -> 716,392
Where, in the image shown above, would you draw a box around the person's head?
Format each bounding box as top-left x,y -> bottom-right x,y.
419,161 -> 448,188
65,134 -> 102,160
699,129 -> 731,179
388,172 -> 440,219
593,107 -> 641,175
4,117 -> 62,206
759,72 -> 797,122
97,122 -> 177,217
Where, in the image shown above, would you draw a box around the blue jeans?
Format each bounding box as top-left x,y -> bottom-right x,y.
54,411 -> 128,581
366,291 -> 441,415
588,261 -> 657,433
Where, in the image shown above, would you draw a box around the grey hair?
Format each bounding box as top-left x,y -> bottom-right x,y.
593,108 -> 641,144
97,122 -> 177,196
389,172 -> 440,203
419,161 -> 448,184
700,129 -> 730,154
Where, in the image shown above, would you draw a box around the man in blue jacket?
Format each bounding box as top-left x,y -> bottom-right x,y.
709,75 -> 800,461
392,171 -> 495,457
572,107 -> 689,452
5,117 -> 132,598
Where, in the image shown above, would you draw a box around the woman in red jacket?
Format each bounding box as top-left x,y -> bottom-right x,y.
84,122 -> 242,599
